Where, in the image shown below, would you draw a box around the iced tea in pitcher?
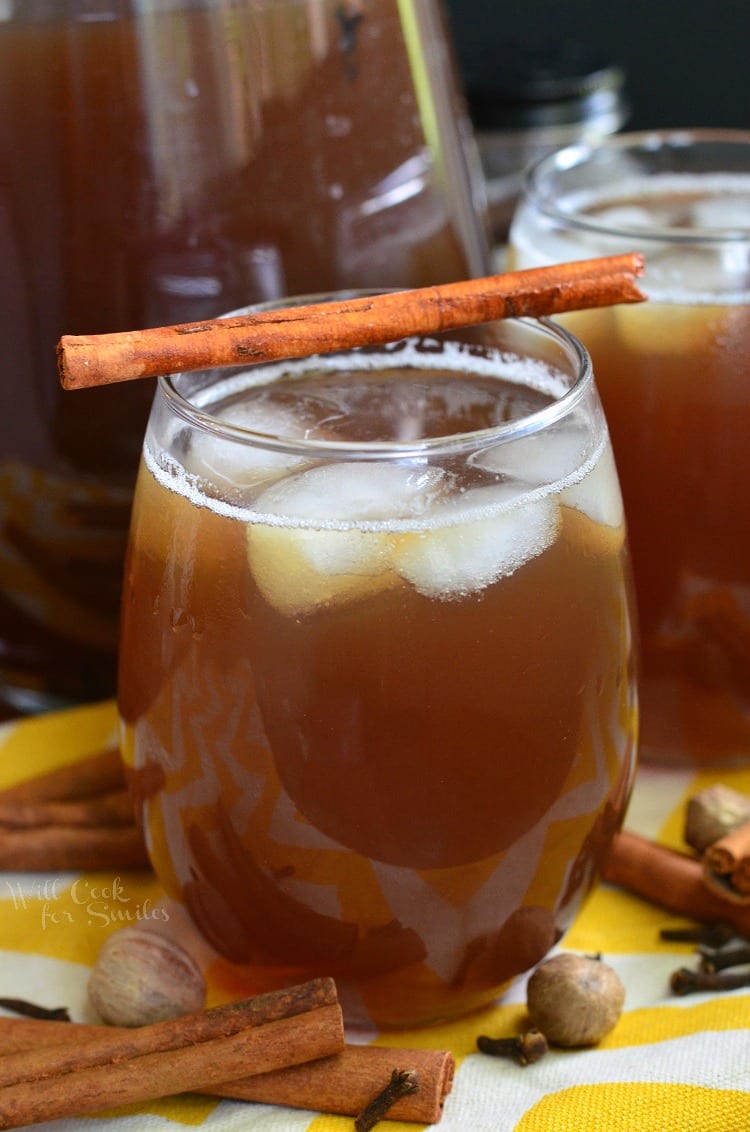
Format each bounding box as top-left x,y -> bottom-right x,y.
118,305 -> 637,1027
511,131 -> 750,765
0,0 -> 486,710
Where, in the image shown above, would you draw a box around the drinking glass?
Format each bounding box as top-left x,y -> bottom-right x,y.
118,295 -> 638,1028
510,130 -> 750,766
0,0 -> 487,712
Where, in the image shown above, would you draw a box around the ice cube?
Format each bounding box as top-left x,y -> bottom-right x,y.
471,417 -> 591,489
560,202 -> 666,258
511,215 -> 591,269
246,462 -> 450,615
645,242 -> 749,299
392,487 -> 559,598
690,195 -> 750,233
253,462 -> 451,523
561,442 -> 624,529
184,401 -> 311,491
247,523 -> 401,616
591,205 -> 656,232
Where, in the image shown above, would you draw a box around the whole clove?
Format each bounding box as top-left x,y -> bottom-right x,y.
698,942 -> 750,973
476,1029 -> 548,1066
354,1068 -> 419,1131
660,921 -> 738,948
0,998 -> 71,1022
670,966 -> 750,996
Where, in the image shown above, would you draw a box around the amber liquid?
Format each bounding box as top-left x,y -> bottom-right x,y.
511,175 -> 750,765
0,0 -> 485,707
119,364 -> 636,1027
565,300 -> 750,764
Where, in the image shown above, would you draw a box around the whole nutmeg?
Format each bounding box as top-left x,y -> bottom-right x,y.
684,784 -> 750,853
526,953 -> 624,1047
88,926 -> 206,1027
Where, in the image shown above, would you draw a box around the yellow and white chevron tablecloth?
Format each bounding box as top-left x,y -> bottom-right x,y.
1,700 -> 749,1132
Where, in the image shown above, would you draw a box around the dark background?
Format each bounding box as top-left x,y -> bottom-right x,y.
444,0 -> 749,131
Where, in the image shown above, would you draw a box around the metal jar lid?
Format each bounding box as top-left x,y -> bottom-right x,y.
465,40 -> 628,133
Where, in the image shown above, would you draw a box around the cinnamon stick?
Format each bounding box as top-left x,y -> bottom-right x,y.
704,826 -> 747,876
0,1018 -> 453,1124
0,748 -> 125,805
215,1045 -> 450,1123
731,858 -> 750,896
0,790 -> 134,830
58,254 -> 646,389
601,830 -> 750,936
0,979 -> 343,1129
0,823 -> 150,872
0,750 -> 148,872
703,820 -> 750,903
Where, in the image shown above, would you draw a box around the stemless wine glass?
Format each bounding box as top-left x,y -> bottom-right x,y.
510,130 -> 750,767
118,296 -> 638,1028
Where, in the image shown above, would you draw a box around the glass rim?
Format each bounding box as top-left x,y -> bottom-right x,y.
156,301 -> 594,461
523,127 -> 750,245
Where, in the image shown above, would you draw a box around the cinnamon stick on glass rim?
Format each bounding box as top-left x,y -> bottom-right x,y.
58,253 -> 646,389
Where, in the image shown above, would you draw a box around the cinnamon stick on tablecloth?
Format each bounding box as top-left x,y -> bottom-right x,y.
0,980 -> 343,1129
0,1018 -> 453,1125
601,830 -> 750,936
731,858 -> 750,896
0,790 -> 134,830
58,254 -> 646,389
0,747 -> 125,805
0,823 -> 149,872
703,820 -> 750,902
0,748 -> 149,873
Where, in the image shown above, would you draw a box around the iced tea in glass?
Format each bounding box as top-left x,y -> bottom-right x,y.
511,130 -> 750,766
118,300 -> 637,1027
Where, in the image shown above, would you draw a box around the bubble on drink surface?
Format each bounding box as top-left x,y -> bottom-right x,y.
392,486 -> 560,598
560,442 -> 624,530
246,462 -> 451,615
182,400 -> 312,491
471,416 -> 592,488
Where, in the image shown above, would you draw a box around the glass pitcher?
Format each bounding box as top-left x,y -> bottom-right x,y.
0,0 -> 488,712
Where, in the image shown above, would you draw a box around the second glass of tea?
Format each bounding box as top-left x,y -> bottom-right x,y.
119,300 -> 638,1028
510,130 -> 750,766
